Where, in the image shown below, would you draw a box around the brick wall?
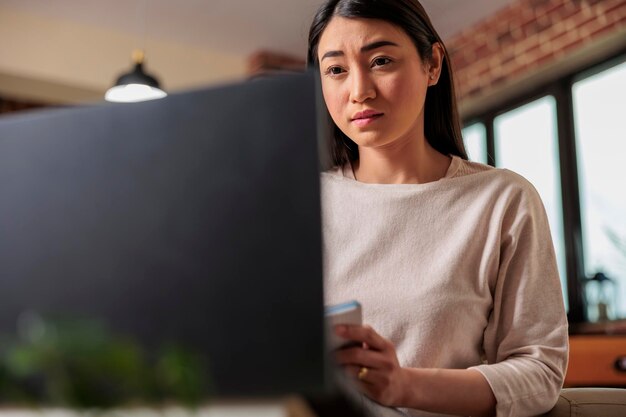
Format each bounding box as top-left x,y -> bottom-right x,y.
448,0 -> 626,116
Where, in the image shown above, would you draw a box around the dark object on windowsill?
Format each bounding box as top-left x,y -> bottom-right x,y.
582,272 -> 620,324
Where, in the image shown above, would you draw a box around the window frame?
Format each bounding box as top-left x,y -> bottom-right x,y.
461,49 -> 626,325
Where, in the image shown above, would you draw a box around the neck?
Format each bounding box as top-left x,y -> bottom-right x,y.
353,136 -> 451,184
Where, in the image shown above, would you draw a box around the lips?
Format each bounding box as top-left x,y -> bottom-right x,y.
351,109 -> 383,127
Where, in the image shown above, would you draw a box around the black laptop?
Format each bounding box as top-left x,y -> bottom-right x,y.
0,72 -> 327,407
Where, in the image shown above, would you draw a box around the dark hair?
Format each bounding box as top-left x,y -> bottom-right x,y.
307,0 -> 467,166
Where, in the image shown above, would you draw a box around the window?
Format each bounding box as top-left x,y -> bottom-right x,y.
462,123 -> 487,164
573,61 -> 626,320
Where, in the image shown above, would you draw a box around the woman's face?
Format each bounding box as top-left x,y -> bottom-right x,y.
317,17 -> 437,150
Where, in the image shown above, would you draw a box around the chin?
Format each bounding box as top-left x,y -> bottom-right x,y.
350,133 -> 396,149
345,129 -> 383,145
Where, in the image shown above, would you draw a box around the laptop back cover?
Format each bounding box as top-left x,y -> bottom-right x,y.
0,72 -> 325,403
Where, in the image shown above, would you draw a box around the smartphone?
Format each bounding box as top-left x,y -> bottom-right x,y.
325,300 -> 362,350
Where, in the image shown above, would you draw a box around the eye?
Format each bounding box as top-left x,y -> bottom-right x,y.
324,66 -> 345,76
372,57 -> 392,67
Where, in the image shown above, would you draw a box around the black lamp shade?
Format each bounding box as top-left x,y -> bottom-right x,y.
114,63 -> 161,88
105,56 -> 167,103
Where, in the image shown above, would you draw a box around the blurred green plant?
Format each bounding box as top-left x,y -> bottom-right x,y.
0,314 -> 211,409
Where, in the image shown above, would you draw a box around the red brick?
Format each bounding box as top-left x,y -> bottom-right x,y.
523,45 -> 554,68
532,0 -> 553,16
579,15 -> 613,37
603,0 -> 626,17
453,70 -> 470,86
543,21 -> 570,43
554,1 -> 582,21
451,54 -> 471,72
469,62 -> 492,80
521,39 -> 543,57
508,62 -> 532,80
556,33 -> 585,53
490,74 -> 508,88
587,21 -> 620,39
523,15 -> 553,37
561,37 -> 586,55
512,36 -> 540,58
466,85 -> 483,99
498,49 -> 517,67
550,28 -> 577,47
496,62 -> 514,76
497,29 -> 516,46
517,7 -> 539,28
570,9 -> 603,29
543,1 -> 569,20
564,0 -> 579,13
467,43 -> 485,60
616,12 -> 626,25
580,17 -> 610,36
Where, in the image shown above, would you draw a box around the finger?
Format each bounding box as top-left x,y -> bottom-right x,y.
343,364 -> 363,380
335,324 -> 389,351
334,346 -> 388,369
343,365 -> 387,390
332,339 -> 362,352
342,364 -> 372,383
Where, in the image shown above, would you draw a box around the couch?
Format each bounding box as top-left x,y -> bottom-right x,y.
540,388 -> 626,416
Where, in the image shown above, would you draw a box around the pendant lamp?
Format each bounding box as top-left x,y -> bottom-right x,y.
105,50 -> 166,103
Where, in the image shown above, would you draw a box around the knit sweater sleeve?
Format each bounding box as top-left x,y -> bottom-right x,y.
469,172 -> 569,417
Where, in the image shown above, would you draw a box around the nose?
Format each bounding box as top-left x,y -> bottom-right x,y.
349,69 -> 376,103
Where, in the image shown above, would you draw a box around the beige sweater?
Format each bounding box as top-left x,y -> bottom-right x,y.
321,155 -> 569,417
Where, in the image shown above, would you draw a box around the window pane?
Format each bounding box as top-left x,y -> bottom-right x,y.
573,60 -> 626,321
494,96 -> 568,309
462,123 -> 487,164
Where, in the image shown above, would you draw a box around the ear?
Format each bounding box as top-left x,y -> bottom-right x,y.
427,42 -> 444,86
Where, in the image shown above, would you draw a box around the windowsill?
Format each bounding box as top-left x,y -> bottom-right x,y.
570,319 -> 626,335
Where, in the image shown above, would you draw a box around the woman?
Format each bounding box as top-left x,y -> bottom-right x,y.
308,1 -> 569,416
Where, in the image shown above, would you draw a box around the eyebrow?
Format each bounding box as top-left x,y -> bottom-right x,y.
320,40 -> 399,61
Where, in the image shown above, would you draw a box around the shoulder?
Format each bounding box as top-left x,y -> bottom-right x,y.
484,169 -> 550,235
453,160 -> 548,222
454,157 -> 541,200
494,169 -> 543,207
483,166 -> 537,192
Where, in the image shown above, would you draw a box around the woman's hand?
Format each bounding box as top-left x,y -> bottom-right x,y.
334,324 -> 409,407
